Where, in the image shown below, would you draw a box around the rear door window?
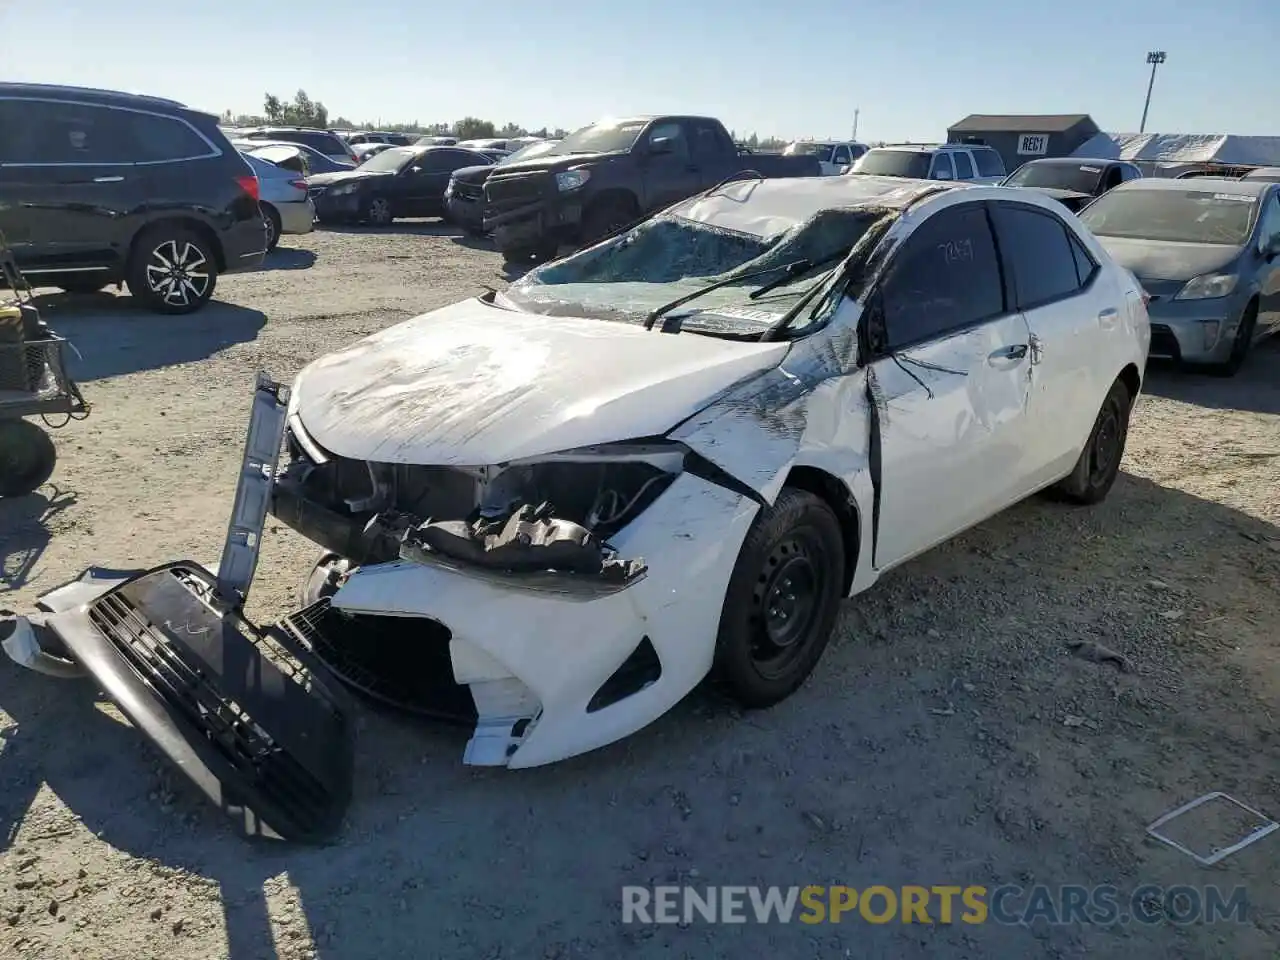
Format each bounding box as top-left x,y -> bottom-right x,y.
930,153 -> 955,180
973,148 -> 1006,178
990,203 -> 1085,308
0,99 -> 136,164
952,151 -> 976,180
833,144 -> 852,166
878,202 -> 1006,349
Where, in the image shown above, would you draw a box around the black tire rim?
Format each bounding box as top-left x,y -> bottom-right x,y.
263,213 -> 277,249
748,529 -> 829,680
368,198 -> 392,225
1087,395 -> 1124,486
144,239 -> 211,308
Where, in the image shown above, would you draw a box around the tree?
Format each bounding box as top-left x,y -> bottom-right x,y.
263,90 -> 329,128
454,117 -> 496,140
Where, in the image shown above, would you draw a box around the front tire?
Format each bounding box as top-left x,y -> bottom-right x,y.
0,419 -> 57,497
125,226 -> 217,315
1207,301 -> 1257,377
713,488 -> 845,708
501,240 -> 559,266
1053,376 -> 1133,505
580,196 -> 638,246
363,196 -> 394,226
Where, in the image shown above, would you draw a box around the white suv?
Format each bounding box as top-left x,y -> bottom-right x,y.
850,143 -> 1007,183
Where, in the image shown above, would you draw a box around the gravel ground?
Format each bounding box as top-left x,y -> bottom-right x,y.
1,223 -> 1278,960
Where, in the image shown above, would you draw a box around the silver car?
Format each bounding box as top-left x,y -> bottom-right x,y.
1079,178 -> 1280,374
242,152 -> 315,251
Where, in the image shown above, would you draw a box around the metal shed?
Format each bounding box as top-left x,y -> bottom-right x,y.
946,114 -> 1101,173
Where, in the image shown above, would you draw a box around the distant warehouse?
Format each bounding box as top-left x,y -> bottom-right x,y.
946,114 -> 1101,173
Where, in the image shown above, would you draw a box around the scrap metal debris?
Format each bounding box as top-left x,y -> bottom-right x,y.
395,502 -> 647,582
1065,639 -> 1134,673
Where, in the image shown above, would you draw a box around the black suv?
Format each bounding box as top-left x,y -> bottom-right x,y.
0,84 -> 268,314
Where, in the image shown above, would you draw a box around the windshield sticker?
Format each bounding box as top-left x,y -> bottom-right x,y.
707,306 -> 784,324
1079,165 -> 1102,173
1213,193 -> 1254,202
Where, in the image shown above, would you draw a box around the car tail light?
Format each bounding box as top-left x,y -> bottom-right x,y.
289,179 -> 307,191
1141,292 -> 1152,307
236,175 -> 260,201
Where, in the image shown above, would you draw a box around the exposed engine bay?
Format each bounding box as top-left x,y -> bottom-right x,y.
274,417 -> 667,582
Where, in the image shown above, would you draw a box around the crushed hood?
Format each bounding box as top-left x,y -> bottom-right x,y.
291,298 -> 790,464
1093,236 -> 1243,282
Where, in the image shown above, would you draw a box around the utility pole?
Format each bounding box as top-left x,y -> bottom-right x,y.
852,108 -> 860,140
1139,51 -> 1166,134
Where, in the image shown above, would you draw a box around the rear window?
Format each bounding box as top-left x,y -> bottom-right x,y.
972,147 -> 1006,177
1079,188 -> 1259,245
1005,161 -> 1104,193
852,149 -> 932,179
128,112 -> 214,162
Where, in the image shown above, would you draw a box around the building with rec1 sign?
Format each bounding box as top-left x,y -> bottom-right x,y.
945,114 -> 1101,174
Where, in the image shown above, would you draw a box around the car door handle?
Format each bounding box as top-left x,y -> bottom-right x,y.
93,176 -> 124,183
989,344 -> 1028,363
1098,307 -> 1120,328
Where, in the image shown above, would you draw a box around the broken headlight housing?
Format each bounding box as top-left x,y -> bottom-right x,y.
479,440 -> 685,540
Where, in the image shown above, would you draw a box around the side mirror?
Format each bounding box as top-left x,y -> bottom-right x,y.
862,290 -> 889,357
648,137 -> 675,156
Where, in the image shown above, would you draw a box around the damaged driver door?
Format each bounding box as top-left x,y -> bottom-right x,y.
864,200 -> 1034,570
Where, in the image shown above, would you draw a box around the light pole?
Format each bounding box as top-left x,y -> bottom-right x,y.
1139,51 -> 1166,134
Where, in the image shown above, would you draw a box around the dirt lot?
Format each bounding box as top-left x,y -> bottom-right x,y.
2,224 -> 1278,959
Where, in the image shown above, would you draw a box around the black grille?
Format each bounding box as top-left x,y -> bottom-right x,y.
453,182 -> 483,202
1149,323 -> 1181,360
282,600 -> 477,723
88,572 -> 346,839
484,172 -> 550,205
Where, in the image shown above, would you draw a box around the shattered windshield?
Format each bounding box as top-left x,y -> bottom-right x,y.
1005,162 -> 1104,193
545,121 -> 647,156
503,207 -> 884,336
1079,189 -> 1258,245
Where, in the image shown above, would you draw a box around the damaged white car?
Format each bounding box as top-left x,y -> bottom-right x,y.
2,174 -> 1150,842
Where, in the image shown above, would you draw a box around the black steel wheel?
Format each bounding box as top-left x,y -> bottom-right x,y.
262,204 -> 282,252
0,419 -> 57,497
1053,376 -> 1133,505
713,488 -> 845,707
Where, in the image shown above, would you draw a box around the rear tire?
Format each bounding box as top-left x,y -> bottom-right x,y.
0,419 -> 57,497
713,488 -> 845,708
262,204 -> 282,252
125,225 -> 218,315
1053,376 -> 1133,505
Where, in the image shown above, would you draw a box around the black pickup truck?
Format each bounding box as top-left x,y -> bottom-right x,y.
482,115 -> 822,263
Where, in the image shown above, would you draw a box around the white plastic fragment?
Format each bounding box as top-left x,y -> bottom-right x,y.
1146,792 -> 1278,865
0,616 -> 86,679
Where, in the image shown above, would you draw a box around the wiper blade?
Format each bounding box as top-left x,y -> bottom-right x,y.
642,259 -> 812,331
747,249 -> 849,300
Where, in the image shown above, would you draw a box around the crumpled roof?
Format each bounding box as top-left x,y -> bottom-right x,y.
668,175 -> 960,239
1072,132 -> 1280,166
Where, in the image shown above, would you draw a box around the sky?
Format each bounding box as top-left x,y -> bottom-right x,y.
5,0 -> 1278,143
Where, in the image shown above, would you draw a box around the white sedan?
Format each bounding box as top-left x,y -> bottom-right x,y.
3,175 -> 1149,840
